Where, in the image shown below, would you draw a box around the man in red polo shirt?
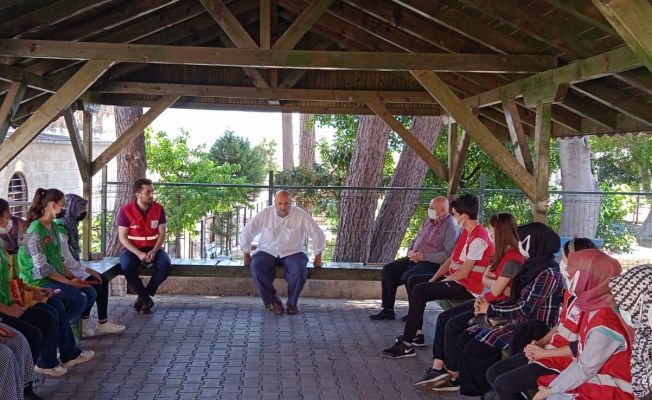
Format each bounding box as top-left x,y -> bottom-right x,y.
117,178 -> 171,314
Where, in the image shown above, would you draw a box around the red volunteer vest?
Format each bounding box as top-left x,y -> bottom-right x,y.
123,201 -> 163,250
538,307 -> 634,400
535,290 -> 581,372
484,248 -> 524,303
449,224 -> 494,295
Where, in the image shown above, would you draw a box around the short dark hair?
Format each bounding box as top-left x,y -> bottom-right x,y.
0,198 -> 8,216
133,178 -> 153,194
450,193 -> 479,220
563,237 -> 597,257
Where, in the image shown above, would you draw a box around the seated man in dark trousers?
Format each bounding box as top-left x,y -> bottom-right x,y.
382,193 -> 494,358
369,196 -> 459,322
117,178 -> 171,314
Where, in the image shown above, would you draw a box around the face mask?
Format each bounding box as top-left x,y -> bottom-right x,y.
455,215 -> 465,228
0,218 -> 12,235
567,270 -> 580,295
427,209 -> 438,220
77,211 -> 88,222
619,308 -> 640,329
55,208 -> 66,219
518,235 -> 531,259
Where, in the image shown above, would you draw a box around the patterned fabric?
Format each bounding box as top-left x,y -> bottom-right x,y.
60,193 -> 87,261
17,221 -> 63,286
411,215 -> 451,255
609,264 -> 652,398
0,216 -> 24,255
468,267 -> 563,348
0,323 -> 35,400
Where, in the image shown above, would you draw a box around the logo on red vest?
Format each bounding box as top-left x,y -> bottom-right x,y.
150,220 -> 159,229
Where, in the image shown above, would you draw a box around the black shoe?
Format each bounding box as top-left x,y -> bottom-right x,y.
397,334 -> 425,347
431,378 -> 460,392
24,384 -> 44,400
141,298 -> 154,314
414,368 -> 451,387
400,314 -> 408,322
382,338 -> 415,358
134,297 -> 144,312
369,308 -> 395,320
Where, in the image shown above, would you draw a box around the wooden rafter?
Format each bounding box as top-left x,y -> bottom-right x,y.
0,82 -> 26,142
273,0 -> 333,50
591,0 -> 652,74
0,60 -> 113,171
411,70 -> 536,201
0,39 -> 559,73
463,46 -> 642,109
91,95 -> 179,175
366,102 -> 447,180
501,99 -> 534,175
63,108 -> 89,180
260,0 -> 271,49
533,101 -> 552,222
0,63 -> 60,93
572,80 -> 652,126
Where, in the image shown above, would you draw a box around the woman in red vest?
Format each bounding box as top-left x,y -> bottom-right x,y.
534,249 -> 633,400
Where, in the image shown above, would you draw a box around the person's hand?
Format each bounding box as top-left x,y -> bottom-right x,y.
243,253 -> 251,267
145,250 -> 157,262
428,274 -> 439,283
89,270 -> 102,283
503,286 -> 511,297
0,325 -> 16,338
39,287 -> 52,296
532,386 -> 551,400
137,251 -> 148,262
6,303 -> 26,318
524,341 -> 546,361
474,298 -> 489,315
313,254 -> 322,269
410,251 -> 424,263
69,278 -> 89,289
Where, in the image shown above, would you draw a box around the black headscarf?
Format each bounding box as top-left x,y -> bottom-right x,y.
62,194 -> 88,261
508,222 -> 561,304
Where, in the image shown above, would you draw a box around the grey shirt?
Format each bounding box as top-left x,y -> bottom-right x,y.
410,215 -> 460,265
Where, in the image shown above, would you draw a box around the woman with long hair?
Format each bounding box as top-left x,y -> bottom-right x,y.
17,189 -> 96,324
414,212 -> 524,389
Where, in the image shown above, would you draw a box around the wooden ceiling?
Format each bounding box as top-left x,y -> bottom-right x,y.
0,0 -> 651,139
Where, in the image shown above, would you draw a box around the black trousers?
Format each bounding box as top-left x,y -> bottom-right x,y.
436,301 -> 475,363
402,279 -> 473,341
486,352 -> 556,400
0,303 -> 56,365
457,330 -> 503,397
82,274 -> 110,320
380,257 -> 439,310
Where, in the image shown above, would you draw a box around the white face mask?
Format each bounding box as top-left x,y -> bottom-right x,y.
0,217 -> 12,235
427,209 -> 438,220
619,308 -> 640,329
567,270 -> 581,295
518,235 -> 531,259
648,303 -> 652,330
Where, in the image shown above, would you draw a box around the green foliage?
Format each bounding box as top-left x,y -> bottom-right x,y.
590,135 -> 652,191
596,184 -> 637,253
146,129 -> 248,239
208,130 -> 269,184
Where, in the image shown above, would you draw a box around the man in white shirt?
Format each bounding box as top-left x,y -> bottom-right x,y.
240,190 -> 326,315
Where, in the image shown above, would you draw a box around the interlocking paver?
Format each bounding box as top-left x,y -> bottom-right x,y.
32,295 -> 465,400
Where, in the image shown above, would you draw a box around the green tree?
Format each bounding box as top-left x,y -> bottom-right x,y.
146,129 -> 246,257
208,130 -> 268,184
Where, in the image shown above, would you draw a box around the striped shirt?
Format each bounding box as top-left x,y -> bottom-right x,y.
468,267 -> 564,348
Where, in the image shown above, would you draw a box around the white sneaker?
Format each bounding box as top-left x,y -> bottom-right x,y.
95,321 -> 126,335
61,350 -> 95,368
35,365 -> 68,377
82,319 -> 96,338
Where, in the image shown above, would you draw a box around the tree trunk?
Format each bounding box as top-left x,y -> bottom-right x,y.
368,116 -> 445,263
299,114 -> 316,167
282,112 -> 294,170
106,106 -> 146,256
333,116 -> 390,262
559,137 -> 601,238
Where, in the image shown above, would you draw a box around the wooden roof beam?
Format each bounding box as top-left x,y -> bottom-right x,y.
0,39 -> 558,73
0,60 -> 113,171
502,99 -> 534,174
412,70 -> 536,201
63,108 -> 89,179
572,80 -> 652,126
0,62 -> 61,93
0,82 -> 26,143
367,101 -> 448,180
463,46 -> 642,109
91,95 -> 178,175
592,0 -> 652,74
273,0 -> 333,50
614,69 -> 652,95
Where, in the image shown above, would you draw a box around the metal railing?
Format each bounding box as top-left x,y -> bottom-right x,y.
91,173 -> 652,265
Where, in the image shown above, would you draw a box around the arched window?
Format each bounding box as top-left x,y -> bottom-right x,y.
8,173 -> 27,218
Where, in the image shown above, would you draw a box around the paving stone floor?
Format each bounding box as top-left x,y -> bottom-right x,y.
34,295 -> 466,400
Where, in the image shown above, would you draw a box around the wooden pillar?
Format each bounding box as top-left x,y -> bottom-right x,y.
448,126 -> 470,199
82,108 -> 93,260
532,101 -> 552,223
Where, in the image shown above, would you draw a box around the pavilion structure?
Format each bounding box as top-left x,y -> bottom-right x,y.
0,0 -> 651,258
